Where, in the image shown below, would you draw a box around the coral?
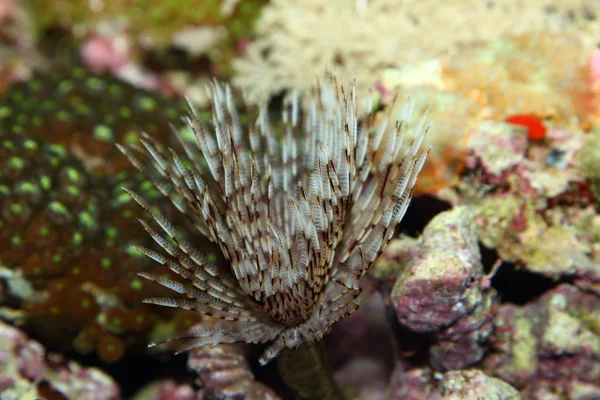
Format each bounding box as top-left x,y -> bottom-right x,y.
26,0 -> 267,77
0,68 -> 217,363
391,207 -> 496,370
484,284 -> 600,399
119,77 -> 429,365
376,30 -> 599,194
0,319 -> 119,400
233,0 -> 599,104
0,66 -> 188,174
441,32 -> 599,127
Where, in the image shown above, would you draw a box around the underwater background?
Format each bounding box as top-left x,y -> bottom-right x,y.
0,1 -> 600,399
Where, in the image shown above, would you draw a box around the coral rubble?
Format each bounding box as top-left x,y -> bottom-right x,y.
484,284 -> 600,400
0,319 -> 119,400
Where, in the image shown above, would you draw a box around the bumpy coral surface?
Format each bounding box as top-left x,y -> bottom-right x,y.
233,0 -> 598,103
377,31 -> 599,194
0,66 -> 188,174
0,68 -> 216,364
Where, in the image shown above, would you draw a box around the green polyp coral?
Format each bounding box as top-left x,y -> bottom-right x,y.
0,67 -> 188,175
0,68 -> 219,363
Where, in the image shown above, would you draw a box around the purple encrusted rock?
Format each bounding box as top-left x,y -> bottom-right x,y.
390,206 -> 496,370
484,284 -> 600,399
392,206 -> 486,333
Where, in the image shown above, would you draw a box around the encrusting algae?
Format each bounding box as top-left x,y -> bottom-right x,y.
119,76 -> 429,365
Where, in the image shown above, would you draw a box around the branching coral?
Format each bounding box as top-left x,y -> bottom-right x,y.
120,77 -> 429,365
233,0 -> 599,103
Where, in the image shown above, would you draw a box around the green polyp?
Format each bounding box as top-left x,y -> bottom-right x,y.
16,114 -> 29,124
65,167 -> 81,182
73,232 -> 83,245
56,110 -> 71,121
139,96 -> 157,111
86,77 -> 106,90
122,209 -> 133,218
140,180 -> 154,191
10,91 -> 24,102
2,140 -> 14,149
130,279 -> 143,291
80,298 -> 91,308
11,234 -> 22,247
124,131 -> 138,145
109,84 -> 122,95
17,182 -> 38,194
49,201 -> 69,216
39,225 -> 49,236
0,106 -> 12,118
101,257 -> 112,269
52,253 -> 63,263
8,156 -> 24,170
119,106 -> 132,118
0,185 -> 10,195
40,176 -> 51,190
126,246 -> 143,257
49,143 -> 67,157
41,99 -> 56,110
11,125 -> 23,134
74,103 -> 92,116
79,211 -> 95,229
94,125 -> 113,141
23,139 -> 38,150
32,116 -> 43,127
116,191 -> 131,204
66,185 -> 80,196
165,108 -> 178,119
58,80 -> 75,94
9,203 -> 24,214
104,114 -> 116,124
179,126 -> 194,143
29,80 -> 42,92
73,67 -> 87,79
105,226 -> 118,239
72,266 -> 81,275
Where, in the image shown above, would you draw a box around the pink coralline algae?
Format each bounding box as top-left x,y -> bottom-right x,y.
484,284 -> 600,400
391,206 -> 497,370
0,319 -> 119,400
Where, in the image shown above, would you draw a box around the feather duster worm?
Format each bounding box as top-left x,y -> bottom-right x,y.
119,77 -> 429,365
